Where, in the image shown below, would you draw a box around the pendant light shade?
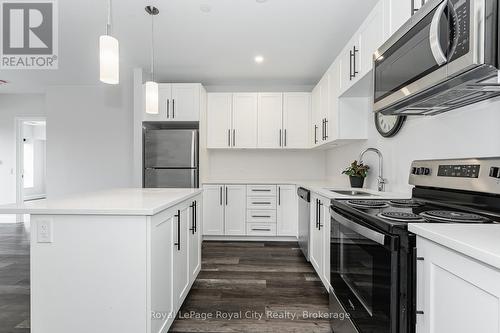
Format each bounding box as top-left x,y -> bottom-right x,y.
99,35 -> 119,84
100,0 -> 119,84
144,5 -> 159,114
144,80 -> 159,114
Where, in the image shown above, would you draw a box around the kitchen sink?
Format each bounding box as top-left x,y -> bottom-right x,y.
328,190 -> 378,197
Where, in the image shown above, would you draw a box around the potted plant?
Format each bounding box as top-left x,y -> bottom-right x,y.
342,160 -> 370,188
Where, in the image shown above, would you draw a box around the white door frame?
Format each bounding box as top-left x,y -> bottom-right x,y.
15,116 -> 46,209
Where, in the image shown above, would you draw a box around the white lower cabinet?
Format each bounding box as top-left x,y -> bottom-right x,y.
150,193 -> 202,333
202,184 -> 246,236
416,237 -> 500,333
310,193 -> 330,290
224,185 -> 247,235
277,185 -> 298,237
202,185 -> 225,235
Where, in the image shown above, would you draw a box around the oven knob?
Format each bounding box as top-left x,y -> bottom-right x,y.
490,167 -> 500,178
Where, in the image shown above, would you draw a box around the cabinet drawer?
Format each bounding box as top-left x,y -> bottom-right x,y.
247,196 -> 276,210
246,210 -> 276,223
246,223 -> 277,236
246,185 -> 277,196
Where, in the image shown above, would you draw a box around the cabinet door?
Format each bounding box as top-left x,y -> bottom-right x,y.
189,197 -> 202,282
283,93 -> 311,149
207,94 -> 232,149
170,84 -> 200,121
202,185 -> 224,235
359,1 -> 385,76
309,195 -> 323,274
320,198 -> 331,289
224,185 -> 247,236
416,237 -> 500,333
386,0 -> 412,36
311,86 -> 321,147
232,93 -> 258,148
327,61 -> 340,141
173,204 -> 190,309
150,212 -> 175,333
340,37 -> 360,93
257,93 -> 283,149
277,185 -> 298,237
319,74 -> 330,143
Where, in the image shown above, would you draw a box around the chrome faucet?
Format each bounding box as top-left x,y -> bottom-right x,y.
359,148 -> 386,192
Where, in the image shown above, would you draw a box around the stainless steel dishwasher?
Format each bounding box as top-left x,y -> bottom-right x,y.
297,187 -> 311,261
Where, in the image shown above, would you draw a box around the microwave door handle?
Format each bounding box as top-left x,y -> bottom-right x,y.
429,0 -> 448,66
332,210 -> 386,245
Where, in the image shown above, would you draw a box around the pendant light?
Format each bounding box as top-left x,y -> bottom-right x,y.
99,0 -> 119,84
144,6 -> 159,114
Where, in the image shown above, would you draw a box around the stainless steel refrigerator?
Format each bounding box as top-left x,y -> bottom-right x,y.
143,122 -> 199,188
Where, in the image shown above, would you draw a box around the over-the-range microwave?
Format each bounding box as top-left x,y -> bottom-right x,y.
374,0 -> 500,116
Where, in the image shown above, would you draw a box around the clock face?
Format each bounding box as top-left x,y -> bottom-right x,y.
375,113 -> 406,137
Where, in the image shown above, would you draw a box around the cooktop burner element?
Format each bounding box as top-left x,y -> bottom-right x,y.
377,212 -> 427,222
419,210 -> 491,223
389,199 -> 423,208
347,200 -> 389,209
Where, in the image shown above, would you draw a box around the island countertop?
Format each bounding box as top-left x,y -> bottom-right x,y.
0,188 -> 203,216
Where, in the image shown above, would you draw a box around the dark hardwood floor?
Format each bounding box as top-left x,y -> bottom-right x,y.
170,241 -> 332,333
0,223 -> 30,333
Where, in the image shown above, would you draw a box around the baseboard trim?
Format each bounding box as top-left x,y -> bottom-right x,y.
203,235 -> 298,242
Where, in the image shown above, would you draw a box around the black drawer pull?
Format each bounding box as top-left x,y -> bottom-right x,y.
252,228 -> 271,231
252,215 -> 271,218
252,202 -> 271,205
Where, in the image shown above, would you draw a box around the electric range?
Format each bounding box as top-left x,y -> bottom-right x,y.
329,158 -> 500,333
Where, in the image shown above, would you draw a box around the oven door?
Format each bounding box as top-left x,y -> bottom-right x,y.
374,0 -> 473,113
330,208 -> 399,333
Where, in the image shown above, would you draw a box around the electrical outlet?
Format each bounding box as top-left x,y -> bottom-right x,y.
37,219 -> 53,243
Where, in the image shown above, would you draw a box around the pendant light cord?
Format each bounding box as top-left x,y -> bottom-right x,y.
150,12 -> 155,81
106,0 -> 112,35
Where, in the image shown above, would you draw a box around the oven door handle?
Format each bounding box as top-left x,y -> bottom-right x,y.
429,0 -> 448,66
332,210 -> 386,245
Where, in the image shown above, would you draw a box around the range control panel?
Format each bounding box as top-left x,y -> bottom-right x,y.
409,158 -> 500,195
437,164 -> 480,178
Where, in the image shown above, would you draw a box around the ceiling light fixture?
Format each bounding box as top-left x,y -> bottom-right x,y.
254,55 -> 264,64
99,0 -> 119,84
144,5 -> 159,115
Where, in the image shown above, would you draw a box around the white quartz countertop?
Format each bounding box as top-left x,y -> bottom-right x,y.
0,188 -> 202,216
203,179 -> 409,200
409,224 -> 500,270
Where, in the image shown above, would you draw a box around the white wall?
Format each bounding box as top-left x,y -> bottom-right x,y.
0,94 -> 45,205
207,150 -> 326,181
45,84 -> 133,198
325,99 -> 500,193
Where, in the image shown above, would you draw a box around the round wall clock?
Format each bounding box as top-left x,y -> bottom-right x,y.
374,113 -> 406,138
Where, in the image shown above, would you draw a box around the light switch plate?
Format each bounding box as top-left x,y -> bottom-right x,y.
37,219 -> 53,243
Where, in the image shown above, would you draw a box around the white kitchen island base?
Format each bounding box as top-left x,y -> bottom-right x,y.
1,188 -> 202,333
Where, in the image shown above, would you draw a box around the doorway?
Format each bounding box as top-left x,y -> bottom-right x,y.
15,117 -> 46,223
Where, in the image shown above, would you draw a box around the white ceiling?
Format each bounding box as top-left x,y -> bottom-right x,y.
0,0 -> 378,92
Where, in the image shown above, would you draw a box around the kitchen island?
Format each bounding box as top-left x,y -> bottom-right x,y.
0,188 -> 203,333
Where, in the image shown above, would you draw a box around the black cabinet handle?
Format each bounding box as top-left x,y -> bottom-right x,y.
252,228 -> 271,232
324,119 -> 328,140
194,201 -> 197,233
314,125 -> 318,144
252,189 -> 271,192
233,129 -> 236,147
252,215 -> 272,218
284,129 -> 287,147
228,129 -> 231,147
278,187 -> 281,206
190,201 -> 196,234
352,46 -> 359,78
315,199 -> 319,228
174,210 -> 181,251
252,202 -> 271,205
322,119 -> 325,140
172,99 -> 175,118
219,187 -> 222,205
349,50 -> 353,80
318,201 -> 323,231
279,129 -> 282,147
166,99 -> 170,118
225,186 -> 228,206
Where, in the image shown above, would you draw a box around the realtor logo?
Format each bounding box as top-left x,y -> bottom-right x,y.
1,0 -> 58,69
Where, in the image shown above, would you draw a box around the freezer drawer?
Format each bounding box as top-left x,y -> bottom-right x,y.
144,168 -> 198,188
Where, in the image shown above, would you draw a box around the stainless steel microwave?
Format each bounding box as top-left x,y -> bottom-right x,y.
374,0 -> 500,116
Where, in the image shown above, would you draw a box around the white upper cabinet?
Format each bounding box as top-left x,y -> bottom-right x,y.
340,35 -> 361,93
143,83 -> 202,122
257,93 -> 283,148
358,1 -> 386,75
384,0 -> 412,36
207,93 -> 233,149
232,93 -> 258,149
311,85 -> 321,147
282,93 -> 311,149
